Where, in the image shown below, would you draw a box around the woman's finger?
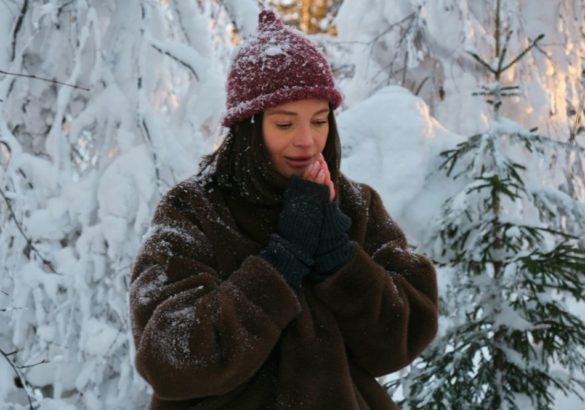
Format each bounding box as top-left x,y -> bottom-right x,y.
327,180 -> 336,202
303,161 -> 319,181
318,157 -> 335,201
315,169 -> 325,184
311,161 -> 323,181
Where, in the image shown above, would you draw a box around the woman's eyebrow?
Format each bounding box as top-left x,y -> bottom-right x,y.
266,108 -> 330,116
266,110 -> 297,116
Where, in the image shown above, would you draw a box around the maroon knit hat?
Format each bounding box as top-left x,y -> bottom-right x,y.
222,10 -> 343,127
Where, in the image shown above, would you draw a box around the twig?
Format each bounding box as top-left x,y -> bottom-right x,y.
0,187 -> 61,275
140,119 -> 165,196
19,358 -> 48,369
467,51 -> 496,74
0,347 -> 35,410
0,69 -> 90,92
0,140 -> 12,164
500,34 -> 545,73
10,0 -> 28,62
368,12 -> 416,46
415,76 -> 429,96
0,306 -> 27,312
150,44 -> 200,81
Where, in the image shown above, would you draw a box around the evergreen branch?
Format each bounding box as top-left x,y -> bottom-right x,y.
0,69 -> 90,92
496,29 -> 513,74
502,223 -> 579,243
530,189 -> 585,234
495,0 -> 501,58
500,86 -> 520,91
0,347 -> 34,410
500,34 -> 545,73
0,188 -> 60,275
518,244 -> 585,297
465,175 -> 524,201
466,51 -> 496,74
509,132 -> 585,154
438,134 -> 482,177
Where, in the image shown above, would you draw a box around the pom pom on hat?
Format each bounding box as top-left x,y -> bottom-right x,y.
258,8 -> 281,28
222,10 -> 342,127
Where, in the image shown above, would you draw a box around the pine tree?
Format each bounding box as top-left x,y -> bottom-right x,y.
387,1 -> 585,408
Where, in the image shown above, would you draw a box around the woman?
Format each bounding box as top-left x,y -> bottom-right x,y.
130,10 -> 438,410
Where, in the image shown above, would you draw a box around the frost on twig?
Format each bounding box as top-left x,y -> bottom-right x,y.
0,347 -> 36,410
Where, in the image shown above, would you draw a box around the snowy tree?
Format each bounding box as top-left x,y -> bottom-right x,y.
2,1 -> 584,409
387,1 -> 585,408
331,0 -> 585,140
0,0 -> 252,407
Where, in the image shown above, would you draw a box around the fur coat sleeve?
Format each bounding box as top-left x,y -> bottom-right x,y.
129,182 -> 302,400
313,181 -> 439,376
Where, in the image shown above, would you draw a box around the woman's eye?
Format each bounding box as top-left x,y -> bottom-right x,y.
276,123 -> 292,129
313,120 -> 328,126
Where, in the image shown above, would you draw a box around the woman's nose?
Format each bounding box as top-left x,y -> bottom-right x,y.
292,123 -> 313,147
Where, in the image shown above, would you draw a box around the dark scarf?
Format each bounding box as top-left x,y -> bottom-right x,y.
197,115 -> 341,245
199,121 -> 287,245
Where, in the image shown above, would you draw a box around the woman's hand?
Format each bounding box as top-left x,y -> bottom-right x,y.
302,154 -> 335,202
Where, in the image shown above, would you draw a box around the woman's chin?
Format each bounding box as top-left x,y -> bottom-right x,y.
272,164 -> 305,178
285,168 -> 307,178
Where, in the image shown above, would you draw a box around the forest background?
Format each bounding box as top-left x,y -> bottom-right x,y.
1,0 -> 584,409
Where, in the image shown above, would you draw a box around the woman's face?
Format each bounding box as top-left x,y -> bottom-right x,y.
262,99 -> 330,177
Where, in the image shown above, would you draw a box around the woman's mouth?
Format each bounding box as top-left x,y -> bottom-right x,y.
285,156 -> 314,168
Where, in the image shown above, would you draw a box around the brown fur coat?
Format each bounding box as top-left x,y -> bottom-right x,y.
129,174 -> 438,409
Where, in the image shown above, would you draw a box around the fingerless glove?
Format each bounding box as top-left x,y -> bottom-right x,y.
260,176 -> 329,289
311,201 -> 353,283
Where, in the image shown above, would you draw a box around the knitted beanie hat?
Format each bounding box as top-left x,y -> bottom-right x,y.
222,10 -> 342,127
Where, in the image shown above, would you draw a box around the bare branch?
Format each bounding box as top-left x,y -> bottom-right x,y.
140,119 -> 166,195
0,69 -> 90,92
0,139 -> 12,166
150,44 -> 200,81
10,0 -> 28,62
415,77 -> 429,96
0,306 -> 27,312
0,347 -> 34,410
0,188 -> 61,275
18,358 -> 48,369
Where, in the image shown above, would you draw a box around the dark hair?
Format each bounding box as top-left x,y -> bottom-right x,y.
198,109 -> 341,188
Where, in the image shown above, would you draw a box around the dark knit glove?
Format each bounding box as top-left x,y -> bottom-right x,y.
260,176 -> 329,288
278,176 -> 329,257
311,201 -> 353,283
260,235 -> 312,289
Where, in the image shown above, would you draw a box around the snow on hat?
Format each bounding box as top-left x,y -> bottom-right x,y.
222,9 -> 343,127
